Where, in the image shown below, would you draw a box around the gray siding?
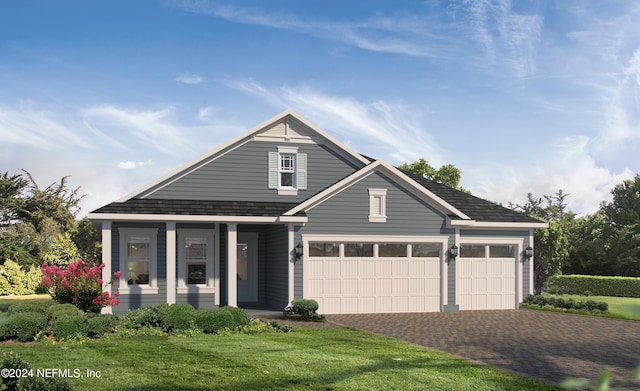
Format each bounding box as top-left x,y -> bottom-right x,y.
300,172 -> 454,236
147,140 -> 363,203
111,222 -> 167,315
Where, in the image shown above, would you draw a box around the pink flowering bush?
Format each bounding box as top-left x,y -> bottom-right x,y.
41,260 -> 120,313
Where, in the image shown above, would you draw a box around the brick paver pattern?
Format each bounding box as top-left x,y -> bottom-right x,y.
327,310 -> 640,388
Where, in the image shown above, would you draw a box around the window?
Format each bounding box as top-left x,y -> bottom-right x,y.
119,228 -> 158,294
460,245 -> 486,258
178,229 -> 215,293
378,243 -> 407,257
368,189 -> 387,222
345,243 -> 374,257
309,242 -> 340,257
489,245 -> 516,258
412,243 -> 441,257
268,147 -> 307,195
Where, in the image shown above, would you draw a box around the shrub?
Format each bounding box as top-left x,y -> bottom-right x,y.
119,304 -> 169,330
219,306 -> 250,327
1,351 -> 72,391
46,303 -> 82,320
165,304 -> 196,331
7,300 -> 52,315
50,315 -> 88,340
85,313 -> 119,338
0,312 -> 47,342
41,259 -> 120,313
547,275 -> 640,298
194,308 -> 234,334
522,294 -> 608,312
285,299 -> 324,321
0,260 -> 43,295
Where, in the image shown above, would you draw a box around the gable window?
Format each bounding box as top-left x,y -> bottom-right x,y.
178,229 -> 215,294
119,228 -> 158,294
368,189 -> 387,222
268,147 -> 307,195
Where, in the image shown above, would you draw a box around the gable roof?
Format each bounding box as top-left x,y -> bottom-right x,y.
116,109 -> 371,202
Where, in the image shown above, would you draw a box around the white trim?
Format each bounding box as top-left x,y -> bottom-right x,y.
302,234 -> 448,243
166,222 -> 176,304
214,224 -> 220,305
288,224 -> 295,304
118,228 -> 159,295
528,229 -> 534,296
284,160 -> 470,220
115,109 -> 370,202
100,221 -> 113,314
448,219 -> 548,229
278,145 -> 299,154
368,188 -> 387,223
176,228 -> 216,295
88,213 -> 308,224
227,223 -> 237,307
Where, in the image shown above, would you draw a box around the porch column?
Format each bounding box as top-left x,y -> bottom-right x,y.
166,222 -> 176,305
287,224 -> 295,304
227,223 -> 238,307
101,220 -> 112,314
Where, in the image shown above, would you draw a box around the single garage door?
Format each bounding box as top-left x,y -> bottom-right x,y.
458,244 -> 518,310
305,241 -> 442,314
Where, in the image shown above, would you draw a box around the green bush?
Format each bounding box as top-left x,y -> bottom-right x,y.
85,313 -> 119,338
194,308 -> 234,333
46,303 -> 82,320
219,306 -> 250,327
547,275 -> 640,297
1,351 -> 72,391
0,312 -> 48,342
285,299 -> 324,321
50,315 -> 87,340
165,304 -> 196,331
8,300 -> 53,315
522,294 -> 608,312
119,303 -> 169,330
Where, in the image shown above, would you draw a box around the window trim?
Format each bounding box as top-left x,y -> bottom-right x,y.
177,229 -> 216,294
268,147 -> 307,195
118,227 -> 159,295
368,188 -> 387,222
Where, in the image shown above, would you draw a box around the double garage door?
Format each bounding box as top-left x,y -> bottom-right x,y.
304,240 -> 443,314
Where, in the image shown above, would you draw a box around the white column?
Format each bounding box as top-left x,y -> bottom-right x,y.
166,222 -> 176,305
529,230 -> 535,295
227,223 -> 237,307
101,221 -> 112,314
288,224 -> 295,304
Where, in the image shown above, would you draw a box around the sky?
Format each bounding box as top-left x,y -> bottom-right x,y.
1,0 -> 639,217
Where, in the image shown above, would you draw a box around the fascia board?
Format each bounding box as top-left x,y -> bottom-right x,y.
87,213 -> 307,224
284,160 -> 469,219
116,109 -> 369,203
448,219 -> 548,229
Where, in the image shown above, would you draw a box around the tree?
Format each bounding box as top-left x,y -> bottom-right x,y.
0,172 -> 28,229
71,217 -> 102,262
398,158 -> 468,192
42,232 -> 80,267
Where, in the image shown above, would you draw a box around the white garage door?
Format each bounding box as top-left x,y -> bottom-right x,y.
305,241 -> 442,314
458,244 -> 518,310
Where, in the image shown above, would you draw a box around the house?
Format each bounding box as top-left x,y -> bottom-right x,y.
88,110 -> 546,315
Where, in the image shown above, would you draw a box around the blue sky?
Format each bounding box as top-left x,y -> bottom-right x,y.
1,0 -> 638,216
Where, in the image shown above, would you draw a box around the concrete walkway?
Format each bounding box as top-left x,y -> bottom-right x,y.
327,310 -> 640,388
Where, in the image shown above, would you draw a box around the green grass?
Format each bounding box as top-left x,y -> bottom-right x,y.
2,328 -> 559,391
540,294 -> 640,320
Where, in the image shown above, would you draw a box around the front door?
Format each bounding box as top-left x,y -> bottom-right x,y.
237,232 -> 258,302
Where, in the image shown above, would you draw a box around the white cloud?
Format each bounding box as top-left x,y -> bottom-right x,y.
225,79 -> 445,165
175,73 -> 204,84
117,160 -> 153,170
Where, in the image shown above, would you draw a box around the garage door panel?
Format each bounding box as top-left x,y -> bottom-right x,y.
458,254 -> 517,311
306,244 -> 442,314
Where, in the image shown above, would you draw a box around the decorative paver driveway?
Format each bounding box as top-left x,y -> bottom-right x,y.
327,310 -> 640,388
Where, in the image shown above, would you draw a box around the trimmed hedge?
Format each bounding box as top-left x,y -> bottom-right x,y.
85,314 -> 120,338
219,306 -> 250,327
7,301 -> 53,315
547,275 -> 640,298
522,294 -> 608,312
46,303 -> 82,320
50,315 -> 88,340
0,312 -> 48,342
165,304 -> 197,331
194,308 -> 234,333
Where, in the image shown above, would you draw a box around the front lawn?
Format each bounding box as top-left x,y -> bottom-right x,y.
3,328 -> 559,390
543,294 -> 640,320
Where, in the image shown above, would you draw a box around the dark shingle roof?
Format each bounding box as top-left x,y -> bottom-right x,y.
400,170 -> 542,223
91,199 -> 304,217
